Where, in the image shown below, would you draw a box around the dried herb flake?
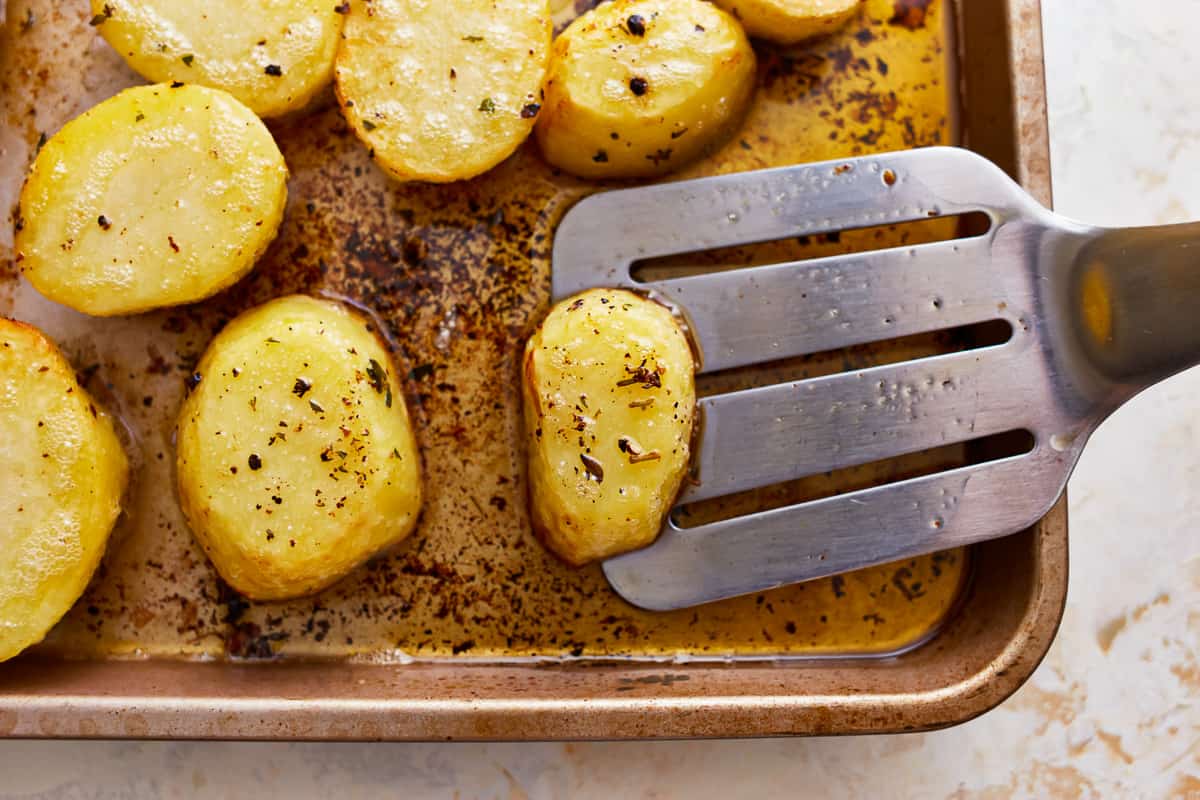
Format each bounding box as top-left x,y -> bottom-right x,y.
89,4 -> 112,26
365,359 -> 386,394
580,454 -> 604,483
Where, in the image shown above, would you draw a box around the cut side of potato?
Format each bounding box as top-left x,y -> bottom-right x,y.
15,84 -> 288,317
176,295 -> 423,600
523,289 -> 696,566
334,0 -> 551,183
535,0 -> 756,180
0,319 -> 129,663
711,0 -> 862,44
91,0 -> 345,118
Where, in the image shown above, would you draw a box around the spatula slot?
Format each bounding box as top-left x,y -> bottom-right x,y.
673,429 -> 1035,530
696,318 -> 1013,398
630,212 -> 992,283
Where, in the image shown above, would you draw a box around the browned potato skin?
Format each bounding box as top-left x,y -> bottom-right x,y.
535,0 -> 756,180
523,289 -> 696,566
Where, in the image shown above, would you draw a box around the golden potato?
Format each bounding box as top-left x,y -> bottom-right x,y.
523,289 -> 696,566
15,84 -> 287,317
176,295 -> 423,600
535,0 -> 756,180
711,0 -> 862,44
0,319 -> 129,663
90,0 -> 345,118
334,0 -> 551,183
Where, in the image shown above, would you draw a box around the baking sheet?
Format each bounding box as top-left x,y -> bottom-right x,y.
0,0 -> 1070,741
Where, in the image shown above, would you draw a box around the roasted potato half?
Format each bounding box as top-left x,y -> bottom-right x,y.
535,0 -> 756,180
523,289 -> 696,566
176,295 -> 423,600
0,319 -> 129,663
91,0 -> 345,118
334,0 -> 552,183
711,0 -> 862,44
15,84 -> 287,317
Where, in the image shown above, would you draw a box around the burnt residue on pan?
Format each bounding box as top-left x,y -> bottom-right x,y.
1,0 -> 966,661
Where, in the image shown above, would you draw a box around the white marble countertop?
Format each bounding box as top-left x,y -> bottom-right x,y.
3,1 -> 1199,797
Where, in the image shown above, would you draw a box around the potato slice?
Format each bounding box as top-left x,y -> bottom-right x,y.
711,0 -> 862,44
90,0 -> 344,118
334,0 -> 552,183
176,295 -> 423,600
15,84 -> 287,317
523,289 -> 696,566
535,0 -> 756,180
0,319 -> 129,663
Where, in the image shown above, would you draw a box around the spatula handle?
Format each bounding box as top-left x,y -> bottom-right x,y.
1071,221 -> 1200,388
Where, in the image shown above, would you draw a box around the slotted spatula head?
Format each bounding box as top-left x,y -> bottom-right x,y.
552,146 -> 1200,610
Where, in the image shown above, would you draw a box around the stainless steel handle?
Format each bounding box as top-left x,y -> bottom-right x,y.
1071,221 -> 1200,389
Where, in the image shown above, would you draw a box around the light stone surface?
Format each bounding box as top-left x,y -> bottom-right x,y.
2,0 -> 1199,797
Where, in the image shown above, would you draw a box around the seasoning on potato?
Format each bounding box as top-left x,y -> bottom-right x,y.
89,0 -> 345,118
14,84 -> 287,317
175,295 -> 423,601
334,0 -> 552,183
535,0 -> 756,180
523,289 -> 696,566
711,0 -> 863,44
0,319 -> 129,663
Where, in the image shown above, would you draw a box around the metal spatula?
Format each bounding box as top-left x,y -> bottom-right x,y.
552,146 -> 1200,611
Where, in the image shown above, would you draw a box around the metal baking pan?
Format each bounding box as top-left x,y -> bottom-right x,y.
0,0 -> 1064,739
